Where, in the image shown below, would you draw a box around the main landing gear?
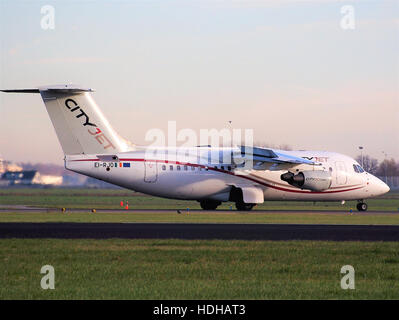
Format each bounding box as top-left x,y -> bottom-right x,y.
235,202 -> 255,211
199,200 -> 221,210
356,201 -> 368,212
199,200 -> 255,211
228,186 -> 255,211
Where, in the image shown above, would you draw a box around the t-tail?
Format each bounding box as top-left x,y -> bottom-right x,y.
1,85 -> 133,155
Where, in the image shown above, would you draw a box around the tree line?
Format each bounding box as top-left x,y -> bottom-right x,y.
355,155 -> 399,177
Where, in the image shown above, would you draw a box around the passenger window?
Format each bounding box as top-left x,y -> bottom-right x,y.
221,166 -> 225,170
191,166 -> 195,171
169,165 -> 173,171
177,165 -> 181,171
162,165 -> 166,171
228,166 -> 232,171
184,165 -> 188,171
329,167 -> 333,172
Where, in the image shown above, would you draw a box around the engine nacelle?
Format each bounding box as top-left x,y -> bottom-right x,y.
280,170 -> 332,192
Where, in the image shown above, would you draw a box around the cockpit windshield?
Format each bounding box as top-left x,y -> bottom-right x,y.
353,164 -> 365,173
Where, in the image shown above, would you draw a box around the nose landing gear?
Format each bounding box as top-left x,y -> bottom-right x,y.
356,201 -> 368,212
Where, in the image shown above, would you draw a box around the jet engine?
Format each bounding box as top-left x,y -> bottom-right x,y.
280,170 -> 332,192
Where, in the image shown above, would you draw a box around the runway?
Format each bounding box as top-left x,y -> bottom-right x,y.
0,205 -> 398,215
0,222 -> 399,241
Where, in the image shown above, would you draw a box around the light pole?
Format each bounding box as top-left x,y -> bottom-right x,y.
227,120 -> 233,148
359,146 -> 363,168
228,121 -> 233,166
382,151 -> 388,183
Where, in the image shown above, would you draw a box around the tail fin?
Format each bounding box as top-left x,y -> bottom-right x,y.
1,85 -> 133,155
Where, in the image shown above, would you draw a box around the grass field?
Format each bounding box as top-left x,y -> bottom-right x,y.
1,210 -> 399,225
1,239 -> 398,299
1,188 -> 399,300
1,188 -> 399,224
1,188 -> 399,211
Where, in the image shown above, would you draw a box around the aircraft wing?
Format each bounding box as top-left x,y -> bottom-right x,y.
237,146 -> 320,166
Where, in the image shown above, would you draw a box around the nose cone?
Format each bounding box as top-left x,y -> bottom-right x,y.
381,181 -> 390,194
371,176 -> 390,196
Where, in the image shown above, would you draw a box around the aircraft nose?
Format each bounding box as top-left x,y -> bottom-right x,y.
372,176 -> 390,195
381,181 -> 390,194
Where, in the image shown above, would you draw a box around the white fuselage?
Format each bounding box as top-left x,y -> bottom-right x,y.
66,147 -> 389,203
2,85 -> 389,206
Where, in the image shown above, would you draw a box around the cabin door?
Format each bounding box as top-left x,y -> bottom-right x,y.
335,161 -> 347,185
144,161 -> 158,183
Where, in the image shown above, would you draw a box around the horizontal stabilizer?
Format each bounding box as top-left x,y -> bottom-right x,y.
1,85 -> 93,94
1,89 -> 40,93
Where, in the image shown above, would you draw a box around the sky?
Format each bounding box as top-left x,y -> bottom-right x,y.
0,0 -> 398,165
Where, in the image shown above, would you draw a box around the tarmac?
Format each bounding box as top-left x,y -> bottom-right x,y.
1,222 -> 399,241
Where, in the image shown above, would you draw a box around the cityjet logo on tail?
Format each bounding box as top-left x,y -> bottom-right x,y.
64,99 -> 115,150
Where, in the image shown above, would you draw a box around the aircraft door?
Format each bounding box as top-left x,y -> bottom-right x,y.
144,161 -> 158,183
335,161 -> 347,185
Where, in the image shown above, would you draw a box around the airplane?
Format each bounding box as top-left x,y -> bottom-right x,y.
1,84 -> 390,211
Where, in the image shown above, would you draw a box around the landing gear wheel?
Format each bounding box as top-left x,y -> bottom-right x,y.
356,202 -> 368,212
235,202 -> 255,211
200,200 -> 221,210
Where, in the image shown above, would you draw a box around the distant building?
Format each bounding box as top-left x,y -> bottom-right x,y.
1,170 -> 40,185
0,170 -> 63,186
35,174 -> 63,186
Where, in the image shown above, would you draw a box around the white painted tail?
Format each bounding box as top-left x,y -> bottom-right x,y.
1,85 -> 133,155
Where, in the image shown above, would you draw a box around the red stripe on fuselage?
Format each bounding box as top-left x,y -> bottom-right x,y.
70,158 -> 365,194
